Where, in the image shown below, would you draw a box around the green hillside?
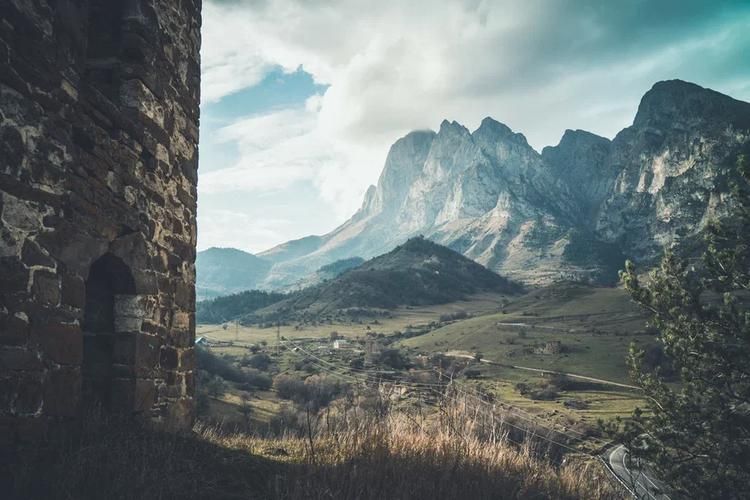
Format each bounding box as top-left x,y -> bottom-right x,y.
256,236 -> 521,319
196,290 -> 286,324
400,282 -> 652,384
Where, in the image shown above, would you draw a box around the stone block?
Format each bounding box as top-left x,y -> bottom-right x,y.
135,333 -> 161,375
134,378 -> 156,412
114,294 -> 145,317
0,311 -> 29,346
114,316 -> 142,333
32,323 -> 82,365
60,272 -> 85,308
0,257 -> 29,294
159,345 -> 178,370
174,279 -> 194,310
177,347 -> 194,370
31,270 -> 59,305
165,397 -> 193,430
21,240 -> 55,268
0,347 -> 41,371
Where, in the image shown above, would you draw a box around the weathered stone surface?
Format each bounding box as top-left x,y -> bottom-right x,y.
21,240 -> 55,268
0,1 -> 200,436
60,272 -> 85,308
0,348 -> 42,371
31,323 -> 82,365
31,270 -> 59,305
0,312 -> 29,346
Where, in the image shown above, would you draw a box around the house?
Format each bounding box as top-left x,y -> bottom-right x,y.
333,339 -> 354,349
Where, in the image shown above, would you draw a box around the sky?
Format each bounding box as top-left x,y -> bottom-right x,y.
197,0 -> 750,254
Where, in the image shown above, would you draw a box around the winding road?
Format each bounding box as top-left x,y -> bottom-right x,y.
604,444 -> 671,499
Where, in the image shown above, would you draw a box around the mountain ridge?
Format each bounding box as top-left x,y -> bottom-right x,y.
201,80 -> 750,291
251,236 -> 521,320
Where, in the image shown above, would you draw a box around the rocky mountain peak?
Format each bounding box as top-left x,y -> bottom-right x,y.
230,80 -> 750,291
633,79 -> 750,131
474,117 -> 530,148
438,119 -> 471,137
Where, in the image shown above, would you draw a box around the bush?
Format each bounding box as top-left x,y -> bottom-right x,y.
378,348 -> 410,370
272,374 -> 350,411
241,353 -> 272,371
273,374 -> 307,401
196,347 -> 246,383
239,368 -> 272,391
439,311 -> 468,322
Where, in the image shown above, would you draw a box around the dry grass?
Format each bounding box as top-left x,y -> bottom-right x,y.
5,402 -> 624,500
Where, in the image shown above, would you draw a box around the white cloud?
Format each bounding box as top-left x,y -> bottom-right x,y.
197,208 -> 293,252
200,0 -> 750,246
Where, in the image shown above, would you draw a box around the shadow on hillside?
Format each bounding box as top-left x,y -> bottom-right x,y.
2,417 -> 279,500
2,415 -> 622,500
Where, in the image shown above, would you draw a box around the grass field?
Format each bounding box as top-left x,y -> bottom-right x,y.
400,283 -> 651,384
197,291 -> 511,345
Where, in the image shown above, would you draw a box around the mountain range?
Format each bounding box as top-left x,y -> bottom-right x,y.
198,80 -> 750,294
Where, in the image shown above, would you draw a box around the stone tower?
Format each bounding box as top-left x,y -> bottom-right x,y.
0,0 -> 201,443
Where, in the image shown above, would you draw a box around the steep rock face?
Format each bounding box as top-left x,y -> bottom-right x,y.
596,80 -> 750,262
261,80 -> 749,288
542,130 -> 614,222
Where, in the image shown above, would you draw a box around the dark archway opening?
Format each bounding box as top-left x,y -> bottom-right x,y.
82,253 -> 136,411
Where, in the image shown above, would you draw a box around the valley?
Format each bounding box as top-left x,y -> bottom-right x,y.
195,282 -> 652,452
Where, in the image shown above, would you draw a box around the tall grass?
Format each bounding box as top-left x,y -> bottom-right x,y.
5,398 -> 624,500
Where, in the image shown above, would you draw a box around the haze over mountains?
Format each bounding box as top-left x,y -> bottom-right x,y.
198,80 -> 750,294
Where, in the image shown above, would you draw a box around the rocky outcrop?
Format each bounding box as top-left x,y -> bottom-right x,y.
259,80 -> 749,289
595,80 -> 750,261
0,0 -> 201,441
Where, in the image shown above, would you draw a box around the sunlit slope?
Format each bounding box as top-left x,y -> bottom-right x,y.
400,282 -> 651,383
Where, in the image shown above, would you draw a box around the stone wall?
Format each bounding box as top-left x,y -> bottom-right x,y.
0,0 -> 201,445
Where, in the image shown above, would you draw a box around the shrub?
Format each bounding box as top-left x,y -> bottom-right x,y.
239,368 -> 272,391
273,374 -> 307,401
241,353 -> 272,371
196,347 -> 246,383
378,348 -> 410,370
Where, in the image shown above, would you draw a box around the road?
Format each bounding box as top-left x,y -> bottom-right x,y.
605,444 -> 671,499
444,352 -> 640,390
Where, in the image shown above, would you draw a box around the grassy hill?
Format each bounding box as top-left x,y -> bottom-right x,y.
256,236 -> 521,319
400,282 -> 651,384
196,290 -> 287,324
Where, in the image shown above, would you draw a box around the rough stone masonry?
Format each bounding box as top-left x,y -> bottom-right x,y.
0,0 -> 201,444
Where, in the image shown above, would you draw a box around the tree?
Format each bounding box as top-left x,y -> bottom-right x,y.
615,154 -> 750,498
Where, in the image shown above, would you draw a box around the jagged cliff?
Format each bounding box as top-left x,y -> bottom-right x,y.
255,80 -> 750,288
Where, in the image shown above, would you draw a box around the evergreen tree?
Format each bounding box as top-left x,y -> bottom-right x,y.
616,154 -> 750,498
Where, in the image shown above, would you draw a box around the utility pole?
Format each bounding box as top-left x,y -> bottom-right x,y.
276,320 -> 280,356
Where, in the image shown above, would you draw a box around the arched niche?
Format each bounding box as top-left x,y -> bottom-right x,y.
82,253 -> 137,412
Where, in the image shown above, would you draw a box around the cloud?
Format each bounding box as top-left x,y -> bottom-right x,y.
197,207 -> 294,252
200,0 -> 750,246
